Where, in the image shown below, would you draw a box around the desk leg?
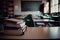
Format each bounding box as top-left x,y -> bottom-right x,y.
34,22 -> 36,27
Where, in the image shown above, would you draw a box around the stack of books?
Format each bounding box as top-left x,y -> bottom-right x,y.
4,18 -> 27,35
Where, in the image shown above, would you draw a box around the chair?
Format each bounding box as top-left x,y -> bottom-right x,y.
23,14 -> 34,27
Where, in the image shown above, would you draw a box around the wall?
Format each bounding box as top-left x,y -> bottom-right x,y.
22,0 -> 42,1
59,4 -> 60,12
59,0 -> 60,12
21,11 -> 40,15
14,0 -> 42,15
14,0 -> 21,15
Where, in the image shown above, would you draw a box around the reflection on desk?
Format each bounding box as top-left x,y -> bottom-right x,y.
17,15 -> 27,19
53,16 -> 59,17
33,19 -> 54,22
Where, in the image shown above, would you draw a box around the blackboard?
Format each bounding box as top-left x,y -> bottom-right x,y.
21,1 -> 42,11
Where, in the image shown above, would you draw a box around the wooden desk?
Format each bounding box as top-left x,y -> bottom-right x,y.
4,18 -> 24,27
16,15 -> 38,19
16,15 -> 25,19
53,16 -> 59,17
16,15 -> 28,19
32,15 -> 38,19
33,19 -> 60,27
33,19 -> 55,22
5,18 -> 24,24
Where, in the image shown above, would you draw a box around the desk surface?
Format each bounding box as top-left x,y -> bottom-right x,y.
33,19 -> 55,22
5,18 -> 24,24
52,16 -> 59,17
32,15 -> 38,19
16,15 -> 38,19
17,15 -> 27,19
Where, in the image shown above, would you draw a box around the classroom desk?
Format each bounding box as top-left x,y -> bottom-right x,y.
16,15 -> 27,19
33,19 -> 60,27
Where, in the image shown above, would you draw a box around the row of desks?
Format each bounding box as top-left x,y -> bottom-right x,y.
14,15 -> 60,27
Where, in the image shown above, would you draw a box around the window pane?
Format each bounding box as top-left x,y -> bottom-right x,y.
51,0 -> 58,13
44,2 -> 49,13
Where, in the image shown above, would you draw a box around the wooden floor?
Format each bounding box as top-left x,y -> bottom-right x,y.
0,27 -> 60,39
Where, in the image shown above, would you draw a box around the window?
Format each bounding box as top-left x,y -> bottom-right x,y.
50,0 -> 58,13
44,2 -> 49,13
